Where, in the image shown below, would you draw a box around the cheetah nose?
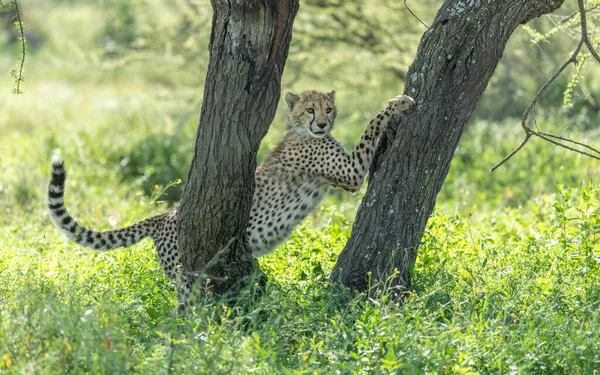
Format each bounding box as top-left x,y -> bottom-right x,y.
317,123 -> 327,129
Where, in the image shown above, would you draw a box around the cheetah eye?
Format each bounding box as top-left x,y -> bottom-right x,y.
326,108 -> 332,114
306,108 -> 314,114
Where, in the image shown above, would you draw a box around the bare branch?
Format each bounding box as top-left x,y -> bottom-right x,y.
521,39 -> 583,132
491,1 -> 600,172
490,134 -> 532,172
536,131 -> 600,155
10,0 -> 25,94
536,132 -> 600,160
404,0 -> 429,29
551,3 -> 600,26
578,0 -> 600,64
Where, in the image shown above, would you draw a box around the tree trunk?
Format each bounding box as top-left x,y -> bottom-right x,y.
177,0 -> 299,296
331,0 -> 566,295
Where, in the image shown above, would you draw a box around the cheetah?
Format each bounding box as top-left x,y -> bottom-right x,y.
48,90 -> 415,310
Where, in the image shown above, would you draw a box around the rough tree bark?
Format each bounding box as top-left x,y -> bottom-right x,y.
331,0 -> 566,294
177,0 -> 299,295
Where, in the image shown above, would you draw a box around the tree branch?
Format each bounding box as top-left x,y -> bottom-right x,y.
578,0 -> 600,64
491,0 -> 600,172
9,0 -> 25,94
552,3 -> 600,26
404,0 -> 429,29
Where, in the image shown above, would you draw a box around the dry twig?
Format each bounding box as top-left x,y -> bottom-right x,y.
551,3 -> 600,26
12,0 -> 25,94
404,0 -> 429,29
491,0 -> 600,172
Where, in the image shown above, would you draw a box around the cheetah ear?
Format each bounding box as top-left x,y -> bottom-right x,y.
284,92 -> 299,109
327,90 -> 336,102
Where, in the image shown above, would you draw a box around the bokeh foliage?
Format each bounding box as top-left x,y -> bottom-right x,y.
3,0 -> 599,204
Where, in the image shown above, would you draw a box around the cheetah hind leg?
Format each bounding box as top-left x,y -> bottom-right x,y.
174,270 -> 194,317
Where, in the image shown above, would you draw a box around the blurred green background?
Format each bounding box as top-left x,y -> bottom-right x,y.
1,0 -> 597,216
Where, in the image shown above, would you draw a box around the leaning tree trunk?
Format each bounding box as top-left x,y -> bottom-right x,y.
331,0 -> 566,294
177,0 -> 299,295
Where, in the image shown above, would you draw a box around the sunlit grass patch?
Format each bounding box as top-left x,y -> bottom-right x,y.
1,186 -> 599,373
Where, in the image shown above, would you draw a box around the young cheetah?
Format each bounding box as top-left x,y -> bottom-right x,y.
48,90 -> 414,309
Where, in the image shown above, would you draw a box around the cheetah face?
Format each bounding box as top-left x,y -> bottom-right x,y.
284,90 -> 337,139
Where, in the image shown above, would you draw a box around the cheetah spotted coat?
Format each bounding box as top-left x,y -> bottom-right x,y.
48,90 -> 415,310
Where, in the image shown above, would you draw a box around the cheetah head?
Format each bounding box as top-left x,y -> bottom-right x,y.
284,90 -> 337,139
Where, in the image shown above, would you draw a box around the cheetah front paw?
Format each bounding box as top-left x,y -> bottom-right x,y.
388,95 -> 415,113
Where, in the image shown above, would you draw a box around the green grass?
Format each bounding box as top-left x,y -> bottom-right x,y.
1,1 -> 600,373
1,184 -> 599,373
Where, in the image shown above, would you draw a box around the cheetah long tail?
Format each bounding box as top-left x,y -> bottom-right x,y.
48,155 -> 160,250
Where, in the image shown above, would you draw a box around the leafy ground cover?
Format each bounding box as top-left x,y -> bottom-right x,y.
1,175 -> 599,373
